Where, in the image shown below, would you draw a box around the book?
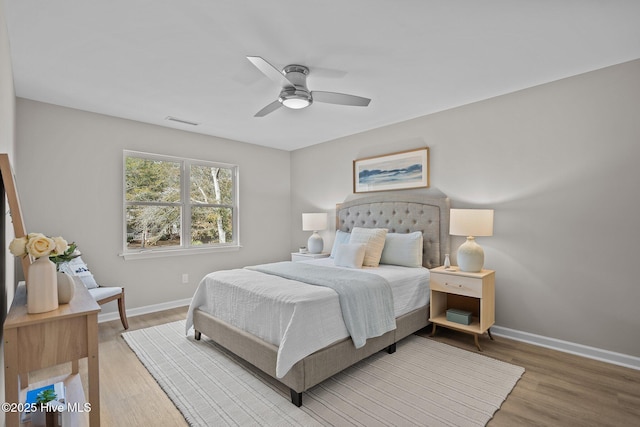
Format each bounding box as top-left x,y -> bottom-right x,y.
21,381 -> 66,422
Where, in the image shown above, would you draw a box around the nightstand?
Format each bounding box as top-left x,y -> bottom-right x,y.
429,265 -> 495,351
291,252 -> 330,262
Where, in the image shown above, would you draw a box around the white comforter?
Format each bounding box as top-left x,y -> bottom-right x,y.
186,258 -> 430,378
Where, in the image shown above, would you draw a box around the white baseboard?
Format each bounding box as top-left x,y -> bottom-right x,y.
97,298 -> 191,324
491,325 -> 640,371
99,298 -> 640,371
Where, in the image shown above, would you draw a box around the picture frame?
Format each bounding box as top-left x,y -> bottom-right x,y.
353,147 -> 429,193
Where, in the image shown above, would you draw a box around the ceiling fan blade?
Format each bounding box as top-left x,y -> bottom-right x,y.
247,56 -> 293,87
254,100 -> 282,117
312,91 -> 371,107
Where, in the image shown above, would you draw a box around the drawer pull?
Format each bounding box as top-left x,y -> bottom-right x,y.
445,282 -> 462,288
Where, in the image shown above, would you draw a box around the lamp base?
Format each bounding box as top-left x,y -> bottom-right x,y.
307,232 -> 324,254
457,236 -> 484,272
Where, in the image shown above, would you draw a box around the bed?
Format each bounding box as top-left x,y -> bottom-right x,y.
186,191 -> 450,406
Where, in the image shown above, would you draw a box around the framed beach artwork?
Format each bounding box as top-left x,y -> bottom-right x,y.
353,147 -> 429,193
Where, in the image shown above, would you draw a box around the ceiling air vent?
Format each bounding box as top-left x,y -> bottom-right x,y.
165,116 -> 199,126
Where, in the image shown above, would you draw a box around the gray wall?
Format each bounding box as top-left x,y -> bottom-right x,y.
15,100 -> 292,312
291,59 -> 640,358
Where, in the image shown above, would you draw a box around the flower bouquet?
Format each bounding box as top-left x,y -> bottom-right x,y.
9,233 -> 69,260
8,233 -> 71,313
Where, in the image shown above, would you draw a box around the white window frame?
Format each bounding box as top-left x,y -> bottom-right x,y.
121,150 -> 240,260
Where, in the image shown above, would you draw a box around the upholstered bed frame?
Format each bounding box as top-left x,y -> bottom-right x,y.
193,190 -> 450,406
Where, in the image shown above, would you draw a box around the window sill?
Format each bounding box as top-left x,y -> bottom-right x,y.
119,244 -> 241,261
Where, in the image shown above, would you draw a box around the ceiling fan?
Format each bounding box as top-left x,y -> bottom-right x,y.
247,56 -> 371,117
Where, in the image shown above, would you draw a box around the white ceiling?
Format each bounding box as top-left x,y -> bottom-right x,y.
5,0 -> 640,151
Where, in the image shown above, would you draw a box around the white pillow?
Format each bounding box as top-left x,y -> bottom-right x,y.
58,256 -> 100,289
380,232 -> 424,267
334,243 -> 366,268
349,227 -> 388,267
330,230 -> 351,258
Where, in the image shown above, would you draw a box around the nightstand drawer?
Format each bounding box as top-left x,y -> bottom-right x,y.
430,272 -> 482,298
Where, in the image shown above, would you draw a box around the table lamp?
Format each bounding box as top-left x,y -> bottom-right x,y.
302,213 -> 328,254
449,209 -> 494,272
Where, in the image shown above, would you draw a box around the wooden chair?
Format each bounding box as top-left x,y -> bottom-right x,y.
58,256 -> 130,330
88,286 -> 129,330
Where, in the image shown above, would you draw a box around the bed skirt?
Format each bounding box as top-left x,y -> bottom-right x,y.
192,304 -> 429,405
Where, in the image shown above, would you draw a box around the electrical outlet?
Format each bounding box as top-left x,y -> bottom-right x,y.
182,273 -> 189,284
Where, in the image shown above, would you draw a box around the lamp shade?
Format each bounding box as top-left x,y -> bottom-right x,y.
302,213 -> 328,231
449,209 -> 494,237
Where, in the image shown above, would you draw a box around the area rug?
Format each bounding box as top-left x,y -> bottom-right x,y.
123,321 -> 524,426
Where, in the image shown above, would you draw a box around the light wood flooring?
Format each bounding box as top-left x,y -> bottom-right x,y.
418,328 -> 640,427
27,306 -> 640,426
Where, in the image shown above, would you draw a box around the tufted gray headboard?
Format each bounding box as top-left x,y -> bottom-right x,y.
336,191 -> 450,268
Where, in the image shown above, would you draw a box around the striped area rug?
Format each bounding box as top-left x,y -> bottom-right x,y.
123,321 -> 524,426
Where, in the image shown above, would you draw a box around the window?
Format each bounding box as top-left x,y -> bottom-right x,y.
123,151 -> 239,259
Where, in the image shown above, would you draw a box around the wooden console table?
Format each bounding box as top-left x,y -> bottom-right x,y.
4,281 -> 101,426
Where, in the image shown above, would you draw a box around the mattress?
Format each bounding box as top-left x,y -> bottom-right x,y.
186,259 -> 430,377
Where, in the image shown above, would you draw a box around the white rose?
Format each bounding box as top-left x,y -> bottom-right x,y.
26,234 -> 56,258
52,236 -> 68,255
8,236 -> 28,257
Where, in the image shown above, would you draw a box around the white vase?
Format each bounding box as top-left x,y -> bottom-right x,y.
57,271 -> 76,304
27,256 -> 59,314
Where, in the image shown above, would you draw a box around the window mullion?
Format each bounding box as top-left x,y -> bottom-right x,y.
125,201 -> 182,207
190,203 -> 233,209
182,160 -> 190,249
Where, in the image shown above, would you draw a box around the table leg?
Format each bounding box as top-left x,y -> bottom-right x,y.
430,322 -> 437,337
4,329 -> 20,427
87,313 -> 101,426
474,334 -> 483,351
487,328 -> 494,340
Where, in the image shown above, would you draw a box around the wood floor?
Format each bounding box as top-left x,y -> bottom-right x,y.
418,328 -> 640,427
28,306 -> 640,426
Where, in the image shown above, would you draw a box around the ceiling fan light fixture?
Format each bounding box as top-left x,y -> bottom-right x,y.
279,88 -> 312,109
281,97 -> 311,109
248,56 -> 370,117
